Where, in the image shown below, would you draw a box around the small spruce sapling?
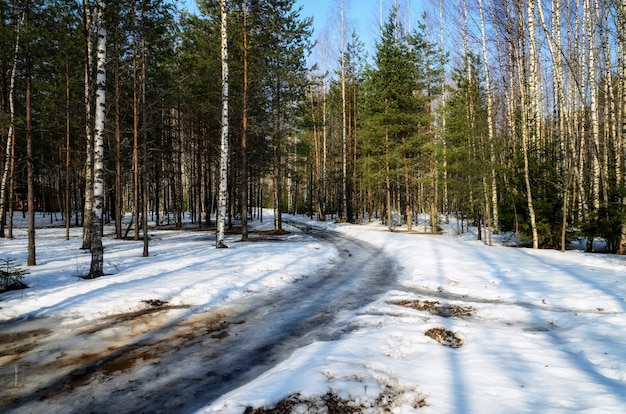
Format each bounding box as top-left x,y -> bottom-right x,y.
0,258 -> 29,292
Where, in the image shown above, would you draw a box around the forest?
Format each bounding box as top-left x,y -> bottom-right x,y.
1,0 -> 626,278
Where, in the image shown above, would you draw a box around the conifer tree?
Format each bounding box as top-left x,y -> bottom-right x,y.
360,7 -> 437,231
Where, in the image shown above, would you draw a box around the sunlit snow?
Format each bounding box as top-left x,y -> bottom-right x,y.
1,211 -> 625,413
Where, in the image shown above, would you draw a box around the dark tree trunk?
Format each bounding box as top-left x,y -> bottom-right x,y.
25,4 -> 36,266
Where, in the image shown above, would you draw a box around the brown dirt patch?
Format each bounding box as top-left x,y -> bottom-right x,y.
391,299 -> 473,318
142,299 -> 169,308
244,392 -> 366,413
425,327 -> 464,348
0,303 -> 242,408
244,389 -> 427,413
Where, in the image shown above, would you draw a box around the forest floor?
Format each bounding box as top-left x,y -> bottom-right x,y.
1,211 -> 626,413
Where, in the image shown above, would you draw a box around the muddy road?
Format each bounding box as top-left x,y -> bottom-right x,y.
0,230 -> 398,414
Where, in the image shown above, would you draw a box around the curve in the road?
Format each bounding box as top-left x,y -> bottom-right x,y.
3,228 -> 398,414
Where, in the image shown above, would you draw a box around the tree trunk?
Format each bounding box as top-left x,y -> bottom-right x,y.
403,134 -> 412,232
385,127 -> 392,232
216,0 -> 229,248
322,76 -> 328,220
478,0 -> 498,233
340,0 -> 348,220
25,3 -> 35,266
524,0 -> 539,248
87,0 -> 107,278
241,0 -> 249,241
0,11 -> 23,238
66,59 -> 71,241
585,0 -> 601,211
617,1 -> 626,254
141,6 -> 149,257
82,0 -> 94,250
114,25 -> 122,239
7,128 -> 15,239
439,0 -> 449,224
132,1 -> 140,241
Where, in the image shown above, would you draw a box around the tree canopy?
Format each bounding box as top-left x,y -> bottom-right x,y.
2,0 -> 626,260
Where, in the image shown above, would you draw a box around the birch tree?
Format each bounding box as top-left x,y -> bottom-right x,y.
339,0 -> 348,221
616,0 -> 626,254
216,0 -> 229,249
585,0 -> 601,212
523,0 -> 539,248
0,10 -> 24,238
477,0 -> 498,235
86,0 -> 106,278
82,0 -> 94,250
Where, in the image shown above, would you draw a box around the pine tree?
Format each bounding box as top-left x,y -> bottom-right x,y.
257,0 -> 312,231
360,7 -> 437,231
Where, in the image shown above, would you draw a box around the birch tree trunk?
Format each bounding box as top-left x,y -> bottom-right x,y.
82,0 -> 94,250
585,0 -> 601,211
87,0 -> 107,278
517,0 -> 539,249
439,0 -> 448,224
602,7 -> 618,190
216,0 -> 229,248
322,75 -> 328,220
478,0 -> 498,234
0,11 -> 24,238
617,0 -> 626,254
525,0 -> 539,248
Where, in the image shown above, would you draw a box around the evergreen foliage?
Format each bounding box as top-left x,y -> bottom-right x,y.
1,0 -> 626,254
0,258 -> 28,292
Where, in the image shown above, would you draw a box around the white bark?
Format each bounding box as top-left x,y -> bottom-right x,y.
524,0 -> 539,248
439,0 -> 448,223
584,0 -> 601,211
340,0 -> 348,220
0,12 -> 24,237
538,0 -> 568,249
617,0 -> 626,254
604,8 -> 619,188
88,0 -> 106,277
322,75 -> 328,218
478,0 -> 498,234
216,0 -> 229,248
82,0 -> 94,250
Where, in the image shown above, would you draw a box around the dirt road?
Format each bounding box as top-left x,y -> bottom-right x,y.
0,229 -> 397,413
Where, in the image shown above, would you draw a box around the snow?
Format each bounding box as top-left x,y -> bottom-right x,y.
2,211 -> 626,413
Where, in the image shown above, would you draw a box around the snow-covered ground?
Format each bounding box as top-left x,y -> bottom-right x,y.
1,211 -> 626,413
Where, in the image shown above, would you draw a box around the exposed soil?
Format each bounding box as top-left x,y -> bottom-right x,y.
0,230 -> 400,414
244,392 -> 362,414
0,303 -> 238,410
391,298 -> 473,318
425,327 -> 465,348
244,388 -> 428,413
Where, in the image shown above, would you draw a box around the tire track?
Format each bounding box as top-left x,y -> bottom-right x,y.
1,229 -> 398,414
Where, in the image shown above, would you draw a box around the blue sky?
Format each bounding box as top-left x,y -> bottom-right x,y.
178,0 -> 431,66
296,0 -> 430,70
296,0 -> 428,48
